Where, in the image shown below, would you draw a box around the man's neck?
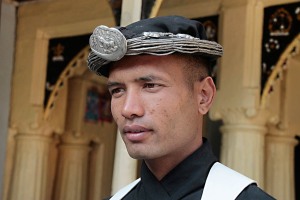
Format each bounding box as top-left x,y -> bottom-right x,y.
144,140 -> 203,181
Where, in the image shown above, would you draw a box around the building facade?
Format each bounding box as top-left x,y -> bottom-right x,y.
0,0 -> 299,199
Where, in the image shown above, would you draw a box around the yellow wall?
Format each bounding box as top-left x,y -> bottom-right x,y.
11,0 -> 115,131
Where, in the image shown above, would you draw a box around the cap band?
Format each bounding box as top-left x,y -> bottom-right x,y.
88,28 -> 223,76
87,16 -> 224,77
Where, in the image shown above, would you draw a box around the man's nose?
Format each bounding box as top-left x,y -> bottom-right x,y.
121,90 -> 144,119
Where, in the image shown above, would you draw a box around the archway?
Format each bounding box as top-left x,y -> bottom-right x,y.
262,34 -> 300,200
45,46 -> 117,200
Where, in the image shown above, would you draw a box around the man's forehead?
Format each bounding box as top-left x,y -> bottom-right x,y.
109,54 -> 182,74
107,55 -> 185,82
107,74 -> 164,84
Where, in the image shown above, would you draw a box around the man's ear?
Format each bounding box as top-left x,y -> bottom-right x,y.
195,76 -> 216,115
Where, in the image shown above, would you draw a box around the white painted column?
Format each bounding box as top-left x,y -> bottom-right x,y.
210,0 -> 267,188
120,0 -> 142,26
111,0 -> 142,194
220,123 -> 267,186
0,2 -> 16,198
265,129 -> 297,200
112,133 -> 138,194
88,144 -> 105,200
53,135 -> 91,200
8,134 -> 52,200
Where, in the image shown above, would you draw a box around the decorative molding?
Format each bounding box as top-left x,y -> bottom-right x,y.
7,105 -> 59,137
44,46 -> 90,120
221,0 -> 265,9
261,34 -> 300,108
210,107 -> 269,125
60,131 -> 91,145
267,115 -> 280,126
266,134 -> 298,144
221,123 -> 267,136
30,30 -> 50,106
158,0 -> 221,19
29,17 -> 114,107
149,0 -> 163,18
261,2 -> 300,99
261,0 -> 300,8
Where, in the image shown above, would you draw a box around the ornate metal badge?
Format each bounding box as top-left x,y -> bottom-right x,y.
203,20 -> 217,41
89,25 -> 127,61
296,7 -> 300,21
268,8 -> 292,36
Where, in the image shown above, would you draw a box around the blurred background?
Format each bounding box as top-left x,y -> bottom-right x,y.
1,0 -> 300,199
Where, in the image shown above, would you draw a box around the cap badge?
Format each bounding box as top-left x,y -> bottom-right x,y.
89,25 -> 127,61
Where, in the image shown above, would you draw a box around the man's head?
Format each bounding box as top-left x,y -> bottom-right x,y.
87,16 -> 223,166
107,54 -> 215,163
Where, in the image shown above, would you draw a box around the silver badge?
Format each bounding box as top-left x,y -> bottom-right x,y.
89,25 -> 127,61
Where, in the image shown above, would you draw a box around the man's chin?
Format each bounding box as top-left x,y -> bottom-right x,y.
127,151 -> 147,160
127,149 -> 154,160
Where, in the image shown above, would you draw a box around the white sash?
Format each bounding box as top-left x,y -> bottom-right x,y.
110,162 -> 256,200
109,178 -> 141,200
201,162 -> 256,200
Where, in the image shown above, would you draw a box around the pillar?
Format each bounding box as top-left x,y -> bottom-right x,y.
111,0 -> 141,193
53,134 -> 91,200
0,3 -> 16,198
8,134 -> 52,200
220,122 -> 267,185
265,128 -> 297,200
210,0 -> 267,187
112,133 -> 138,194
88,143 -> 104,200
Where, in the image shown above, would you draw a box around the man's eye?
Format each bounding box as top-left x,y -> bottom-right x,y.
144,83 -> 157,88
110,88 -> 124,97
143,83 -> 163,92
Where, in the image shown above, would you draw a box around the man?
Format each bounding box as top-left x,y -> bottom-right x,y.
87,16 -> 275,200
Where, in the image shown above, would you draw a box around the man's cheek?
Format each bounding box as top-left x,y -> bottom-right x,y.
111,108 -> 120,122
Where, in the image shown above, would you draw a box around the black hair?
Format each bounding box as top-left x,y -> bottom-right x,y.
174,53 -> 212,90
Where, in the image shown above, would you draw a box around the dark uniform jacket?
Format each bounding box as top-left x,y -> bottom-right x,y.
120,139 -> 275,200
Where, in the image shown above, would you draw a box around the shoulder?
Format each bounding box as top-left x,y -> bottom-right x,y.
108,178 -> 141,200
236,184 -> 276,200
204,162 -> 275,199
203,162 -> 257,199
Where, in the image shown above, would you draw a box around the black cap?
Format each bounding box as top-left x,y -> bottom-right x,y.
88,15 -> 223,77
121,15 -> 208,40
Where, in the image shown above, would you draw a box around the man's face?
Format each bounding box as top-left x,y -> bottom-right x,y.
107,55 -> 204,161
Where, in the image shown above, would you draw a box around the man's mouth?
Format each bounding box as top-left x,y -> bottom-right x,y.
123,125 -> 151,133
122,125 -> 152,142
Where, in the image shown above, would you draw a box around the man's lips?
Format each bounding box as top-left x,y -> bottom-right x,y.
122,125 -> 152,142
123,125 -> 151,133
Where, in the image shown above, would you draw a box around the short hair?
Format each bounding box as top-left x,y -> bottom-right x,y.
174,53 -> 212,90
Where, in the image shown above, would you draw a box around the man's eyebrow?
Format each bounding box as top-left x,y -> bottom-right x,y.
107,75 -> 164,87
107,81 -> 123,88
136,75 -> 163,82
